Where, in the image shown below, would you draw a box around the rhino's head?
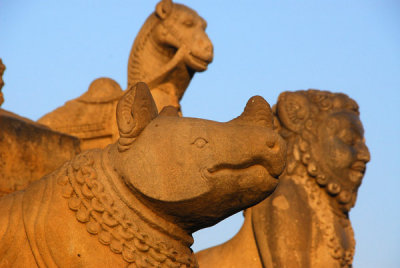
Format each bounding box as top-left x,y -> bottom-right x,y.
152,0 -> 213,72
112,82 -> 286,232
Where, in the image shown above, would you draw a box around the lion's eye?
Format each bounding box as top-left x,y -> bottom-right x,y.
192,137 -> 208,148
338,129 -> 356,146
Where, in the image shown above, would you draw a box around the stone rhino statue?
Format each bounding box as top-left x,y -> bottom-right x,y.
0,82 -> 285,267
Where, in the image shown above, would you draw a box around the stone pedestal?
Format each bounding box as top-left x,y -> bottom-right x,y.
0,109 -> 80,195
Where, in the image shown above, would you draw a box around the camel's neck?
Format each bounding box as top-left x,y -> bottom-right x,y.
130,34 -> 173,83
128,15 -> 174,84
99,147 -> 197,267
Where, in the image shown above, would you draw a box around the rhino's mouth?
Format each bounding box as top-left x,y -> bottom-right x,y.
202,159 -> 279,181
207,159 -> 268,173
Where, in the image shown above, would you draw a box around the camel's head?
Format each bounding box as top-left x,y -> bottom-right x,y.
153,0 -> 213,72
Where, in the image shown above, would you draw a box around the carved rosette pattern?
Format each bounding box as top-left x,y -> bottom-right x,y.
58,152 -> 196,268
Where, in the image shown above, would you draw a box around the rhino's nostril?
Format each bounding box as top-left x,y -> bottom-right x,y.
266,140 -> 275,149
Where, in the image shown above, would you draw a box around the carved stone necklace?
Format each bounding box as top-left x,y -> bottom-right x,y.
58,150 -> 197,268
295,174 -> 355,267
288,139 -> 356,267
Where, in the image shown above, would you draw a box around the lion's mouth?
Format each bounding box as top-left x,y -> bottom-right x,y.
348,161 -> 367,183
350,161 -> 366,174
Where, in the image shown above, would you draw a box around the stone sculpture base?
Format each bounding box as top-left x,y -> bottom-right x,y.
0,109 -> 80,195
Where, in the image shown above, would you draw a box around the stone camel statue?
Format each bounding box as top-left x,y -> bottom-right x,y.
0,82 -> 286,267
38,0 -> 213,151
128,0 -> 213,113
196,90 -> 370,268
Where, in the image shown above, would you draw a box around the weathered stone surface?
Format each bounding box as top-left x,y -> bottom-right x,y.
0,109 -> 80,196
196,90 -> 370,268
0,82 -> 285,267
38,0 -> 213,151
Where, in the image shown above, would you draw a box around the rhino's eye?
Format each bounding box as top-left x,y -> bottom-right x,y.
193,137 -> 208,148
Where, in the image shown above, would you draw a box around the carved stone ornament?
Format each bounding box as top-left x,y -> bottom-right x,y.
196,89 -> 370,268
0,82 -> 286,267
38,0 -> 213,151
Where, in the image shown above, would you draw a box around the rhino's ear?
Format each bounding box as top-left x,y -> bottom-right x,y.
117,82 -> 158,151
155,0 -> 173,20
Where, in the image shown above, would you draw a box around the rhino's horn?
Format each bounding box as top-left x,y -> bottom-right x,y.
229,96 -> 274,128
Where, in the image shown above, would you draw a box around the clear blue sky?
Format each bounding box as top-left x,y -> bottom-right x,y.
1,0 -> 399,267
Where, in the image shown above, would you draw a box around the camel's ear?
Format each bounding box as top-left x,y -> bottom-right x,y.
276,91 -> 310,133
155,0 -> 173,20
117,82 -> 158,151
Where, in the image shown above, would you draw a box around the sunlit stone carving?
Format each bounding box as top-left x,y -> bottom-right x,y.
0,82 -> 285,267
38,0 -> 213,151
196,90 -> 370,268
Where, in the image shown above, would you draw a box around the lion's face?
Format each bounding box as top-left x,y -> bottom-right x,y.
312,111 -> 370,209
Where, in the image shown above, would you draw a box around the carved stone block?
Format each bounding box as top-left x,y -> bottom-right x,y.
0,109 -> 80,195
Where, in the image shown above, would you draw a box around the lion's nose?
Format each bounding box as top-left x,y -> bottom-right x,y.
357,142 -> 370,163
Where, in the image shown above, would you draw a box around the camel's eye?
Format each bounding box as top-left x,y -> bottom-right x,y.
192,137 -> 208,148
183,19 -> 194,27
